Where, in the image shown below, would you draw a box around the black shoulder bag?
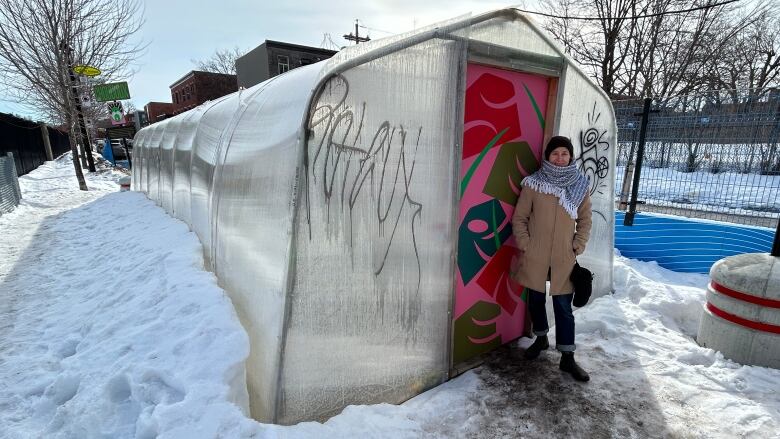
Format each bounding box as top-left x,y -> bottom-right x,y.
571,261 -> 594,307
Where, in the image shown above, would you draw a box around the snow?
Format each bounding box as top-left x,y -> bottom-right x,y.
614,165 -> 780,217
1,155 -> 779,438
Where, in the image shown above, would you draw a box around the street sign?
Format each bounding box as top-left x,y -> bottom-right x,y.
73,65 -> 101,77
93,82 -> 131,102
106,125 -> 136,140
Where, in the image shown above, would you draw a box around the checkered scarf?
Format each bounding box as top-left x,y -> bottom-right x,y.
522,160 -> 589,219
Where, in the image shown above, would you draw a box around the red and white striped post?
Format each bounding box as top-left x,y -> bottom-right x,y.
697,253 -> 780,369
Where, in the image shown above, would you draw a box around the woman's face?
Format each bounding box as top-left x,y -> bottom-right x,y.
548,147 -> 571,167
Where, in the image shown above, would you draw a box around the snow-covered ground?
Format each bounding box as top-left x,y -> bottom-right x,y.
614,165 -> 780,217
1,156 -> 779,438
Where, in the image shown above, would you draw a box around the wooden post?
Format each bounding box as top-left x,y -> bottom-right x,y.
39,123 -> 54,161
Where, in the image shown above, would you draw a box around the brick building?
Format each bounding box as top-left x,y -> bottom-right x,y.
170,71 -> 238,115
236,40 -> 338,89
144,102 -> 175,124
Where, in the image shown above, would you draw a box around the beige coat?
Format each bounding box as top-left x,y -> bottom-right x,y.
511,187 -> 592,295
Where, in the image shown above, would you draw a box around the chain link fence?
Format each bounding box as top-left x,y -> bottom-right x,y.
0,152 -> 22,215
615,88 -> 780,228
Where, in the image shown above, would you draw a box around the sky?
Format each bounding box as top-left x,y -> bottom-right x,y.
0,0 -> 534,121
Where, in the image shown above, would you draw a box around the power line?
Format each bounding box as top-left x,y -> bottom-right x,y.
516,0 -> 742,21
359,24 -> 393,35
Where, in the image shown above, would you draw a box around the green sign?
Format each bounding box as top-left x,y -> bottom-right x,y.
93,82 -> 130,102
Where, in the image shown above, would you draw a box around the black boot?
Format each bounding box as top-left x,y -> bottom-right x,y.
560,352 -> 590,382
524,335 -> 549,360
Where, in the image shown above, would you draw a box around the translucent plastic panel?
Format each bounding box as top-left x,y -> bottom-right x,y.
159,114 -> 185,215
456,12 -> 561,58
210,64 -> 322,422
282,37 -> 465,423
172,107 -> 207,225
189,94 -> 238,267
131,129 -> 148,191
145,123 -> 166,203
556,67 -> 616,296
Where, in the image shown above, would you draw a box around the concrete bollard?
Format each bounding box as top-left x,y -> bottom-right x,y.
118,175 -> 131,192
697,253 -> 780,369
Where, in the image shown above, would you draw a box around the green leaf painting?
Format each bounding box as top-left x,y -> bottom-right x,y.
482,141 -> 539,205
460,127 -> 508,197
453,301 -> 502,364
522,82 -> 545,131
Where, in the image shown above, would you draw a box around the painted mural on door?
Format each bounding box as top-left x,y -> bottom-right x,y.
453,64 -> 550,364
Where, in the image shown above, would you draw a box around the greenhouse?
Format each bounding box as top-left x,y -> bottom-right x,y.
131,8 -> 617,424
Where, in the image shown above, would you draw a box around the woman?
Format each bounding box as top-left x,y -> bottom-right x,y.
511,135 -> 592,382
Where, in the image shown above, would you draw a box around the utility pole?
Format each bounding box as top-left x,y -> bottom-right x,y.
60,41 -> 96,173
343,19 -> 370,44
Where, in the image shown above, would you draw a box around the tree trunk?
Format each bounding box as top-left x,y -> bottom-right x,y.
66,113 -> 88,190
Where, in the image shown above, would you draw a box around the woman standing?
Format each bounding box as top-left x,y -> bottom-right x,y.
511,136 -> 592,382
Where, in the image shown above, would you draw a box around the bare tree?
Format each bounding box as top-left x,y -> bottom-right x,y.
704,9 -> 780,101
539,0 -> 776,99
192,47 -> 245,75
0,0 -> 144,190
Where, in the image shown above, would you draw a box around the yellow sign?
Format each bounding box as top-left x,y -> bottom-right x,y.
73,65 -> 101,77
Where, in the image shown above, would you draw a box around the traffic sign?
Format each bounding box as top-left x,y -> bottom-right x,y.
106,125 -> 136,140
93,82 -> 131,102
73,65 -> 101,77
108,101 -> 125,125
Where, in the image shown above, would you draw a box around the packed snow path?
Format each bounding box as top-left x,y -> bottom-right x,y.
1,156 -> 778,438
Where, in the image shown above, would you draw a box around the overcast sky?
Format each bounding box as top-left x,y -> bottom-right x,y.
0,1 -> 538,120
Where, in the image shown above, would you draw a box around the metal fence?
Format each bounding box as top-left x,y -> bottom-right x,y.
615,88 -> 780,228
0,152 -> 22,215
0,112 -> 71,176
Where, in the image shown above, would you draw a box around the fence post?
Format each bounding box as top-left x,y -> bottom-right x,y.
122,137 -> 132,169
772,217 -> 780,257
9,152 -> 21,200
618,127 -> 637,210
624,97 -> 653,226
39,123 -> 54,161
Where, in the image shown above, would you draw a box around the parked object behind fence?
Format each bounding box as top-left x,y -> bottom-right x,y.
0,152 -> 22,215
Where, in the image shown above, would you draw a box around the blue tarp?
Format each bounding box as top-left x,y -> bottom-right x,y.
102,139 -> 114,165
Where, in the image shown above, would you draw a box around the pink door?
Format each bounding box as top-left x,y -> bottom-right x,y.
453,64 -> 551,365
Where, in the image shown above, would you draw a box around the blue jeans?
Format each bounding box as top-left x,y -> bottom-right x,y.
527,289 -> 575,352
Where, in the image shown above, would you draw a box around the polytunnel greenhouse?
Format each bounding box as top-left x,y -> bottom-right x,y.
132,8 -> 617,424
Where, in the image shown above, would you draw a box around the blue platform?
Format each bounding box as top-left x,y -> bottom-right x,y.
614,211 -> 775,273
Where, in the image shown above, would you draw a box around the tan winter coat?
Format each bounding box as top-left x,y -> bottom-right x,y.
510,187 -> 592,295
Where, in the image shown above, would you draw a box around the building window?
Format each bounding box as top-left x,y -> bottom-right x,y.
277,55 -> 289,74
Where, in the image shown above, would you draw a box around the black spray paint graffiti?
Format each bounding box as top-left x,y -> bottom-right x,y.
575,101 -> 612,223
304,75 -> 424,312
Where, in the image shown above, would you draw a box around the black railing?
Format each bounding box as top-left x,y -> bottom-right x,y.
614,89 -> 780,229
